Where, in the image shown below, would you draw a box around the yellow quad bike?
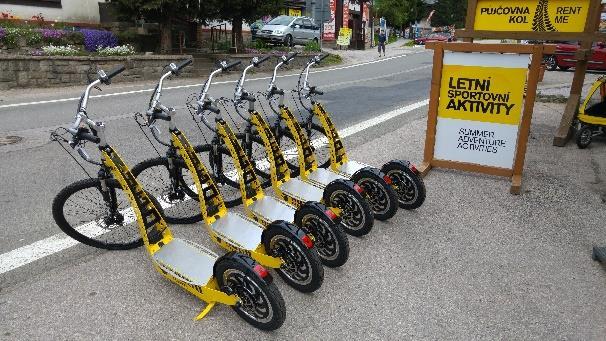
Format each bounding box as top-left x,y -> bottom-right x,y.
291,54 -> 427,210
54,66 -> 286,330
132,60 -> 324,292
575,76 -> 606,149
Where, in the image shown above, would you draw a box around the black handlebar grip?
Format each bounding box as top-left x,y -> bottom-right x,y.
254,55 -> 271,67
284,52 -> 298,64
223,60 -> 242,71
176,58 -> 193,71
319,53 -> 329,61
312,88 -> 324,96
106,65 -> 126,80
243,94 -> 256,102
79,132 -> 100,144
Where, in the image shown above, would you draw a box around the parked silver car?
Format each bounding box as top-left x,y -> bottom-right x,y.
256,15 -> 320,46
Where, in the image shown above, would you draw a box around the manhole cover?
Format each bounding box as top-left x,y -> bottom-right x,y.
0,136 -> 22,146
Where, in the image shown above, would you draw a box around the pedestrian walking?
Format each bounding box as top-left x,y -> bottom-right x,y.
378,30 -> 386,57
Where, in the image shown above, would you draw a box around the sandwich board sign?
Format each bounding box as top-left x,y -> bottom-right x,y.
420,42 -> 547,194
434,53 -> 528,169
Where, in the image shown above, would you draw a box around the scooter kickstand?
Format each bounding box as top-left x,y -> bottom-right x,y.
194,302 -> 216,321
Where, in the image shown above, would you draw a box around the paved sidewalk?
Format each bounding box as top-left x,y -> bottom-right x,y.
326,38 -> 426,64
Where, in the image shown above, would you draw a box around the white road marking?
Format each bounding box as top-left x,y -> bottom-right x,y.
0,53 -> 417,110
0,98 -> 428,274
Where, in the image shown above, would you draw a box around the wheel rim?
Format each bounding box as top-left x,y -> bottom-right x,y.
357,177 -> 390,215
329,190 -> 365,230
580,128 -> 592,145
270,235 -> 313,285
135,163 -> 200,221
223,269 -> 274,323
62,185 -> 140,246
387,170 -> 418,204
301,214 -> 339,261
546,56 -> 556,69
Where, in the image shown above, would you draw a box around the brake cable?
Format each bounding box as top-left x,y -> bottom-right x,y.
50,127 -> 93,179
133,112 -> 162,157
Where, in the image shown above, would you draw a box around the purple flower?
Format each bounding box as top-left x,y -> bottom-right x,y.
31,49 -> 44,56
80,29 -> 117,52
0,27 -> 6,40
39,28 -> 64,40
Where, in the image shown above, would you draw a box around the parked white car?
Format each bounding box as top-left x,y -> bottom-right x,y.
256,15 -> 320,47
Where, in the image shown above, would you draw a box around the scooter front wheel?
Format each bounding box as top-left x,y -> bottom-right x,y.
216,256 -> 286,331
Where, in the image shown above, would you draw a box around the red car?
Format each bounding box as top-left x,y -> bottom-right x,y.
414,33 -> 455,45
546,42 -> 606,71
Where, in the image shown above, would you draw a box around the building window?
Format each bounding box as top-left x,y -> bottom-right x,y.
0,0 -> 62,8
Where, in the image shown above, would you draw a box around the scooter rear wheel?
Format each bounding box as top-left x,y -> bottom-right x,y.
295,204 -> 350,267
323,180 -> 374,236
263,225 -> 324,292
216,257 -> 286,331
352,168 -> 398,221
381,162 -> 426,210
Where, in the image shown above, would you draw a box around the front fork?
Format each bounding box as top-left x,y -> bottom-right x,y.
166,148 -> 185,200
99,167 -> 124,225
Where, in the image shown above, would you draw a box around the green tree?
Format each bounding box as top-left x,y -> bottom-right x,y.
208,0 -> 284,52
430,0 -> 467,28
110,0 -> 213,53
374,0 -> 427,30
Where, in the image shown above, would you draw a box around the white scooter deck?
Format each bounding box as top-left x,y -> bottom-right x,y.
152,238 -> 217,285
279,178 -> 324,203
210,212 -> 264,250
334,160 -> 368,177
249,196 -> 296,222
306,168 -> 346,186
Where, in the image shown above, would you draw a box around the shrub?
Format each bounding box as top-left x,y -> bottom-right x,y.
63,31 -> 84,45
80,29 -> 117,52
97,44 -> 135,56
41,44 -> 81,56
304,40 -> 321,52
254,39 -> 268,50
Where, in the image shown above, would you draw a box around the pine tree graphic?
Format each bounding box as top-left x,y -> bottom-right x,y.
532,0 -> 557,32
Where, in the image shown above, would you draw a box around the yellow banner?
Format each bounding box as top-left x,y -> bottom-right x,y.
438,65 -> 527,125
337,27 -> 352,46
474,0 -> 590,32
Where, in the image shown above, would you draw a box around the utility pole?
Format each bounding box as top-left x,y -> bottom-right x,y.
320,0 -> 324,49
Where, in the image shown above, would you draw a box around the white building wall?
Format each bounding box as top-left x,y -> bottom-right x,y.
2,0 -> 105,24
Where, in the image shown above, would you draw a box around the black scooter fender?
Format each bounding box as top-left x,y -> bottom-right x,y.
381,159 -> 419,176
294,201 -> 340,225
214,251 -> 274,285
262,220 -> 312,249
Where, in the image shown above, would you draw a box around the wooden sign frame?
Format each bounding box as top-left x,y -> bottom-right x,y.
456,0 -> 604,147
419,42 -> 548,194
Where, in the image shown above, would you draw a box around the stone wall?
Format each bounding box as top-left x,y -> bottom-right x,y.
0,54 -> 212,90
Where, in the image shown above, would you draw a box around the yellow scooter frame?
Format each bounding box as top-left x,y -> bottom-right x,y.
101,145 -> 239,319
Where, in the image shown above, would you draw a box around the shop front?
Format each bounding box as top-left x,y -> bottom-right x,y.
324,0 -> 371,50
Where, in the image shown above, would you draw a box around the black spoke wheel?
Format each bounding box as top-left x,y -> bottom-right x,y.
324,181 -> 374,237
52,178 -> 162,250
353,169 -> 398,221
263,227 -> 324,292
296,206 -> 349,267
575,125 -> 593,149
131,157 -> 202,224
216,258 -> 285,331
236,133 -> 272,188
382,163 -> 426,210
